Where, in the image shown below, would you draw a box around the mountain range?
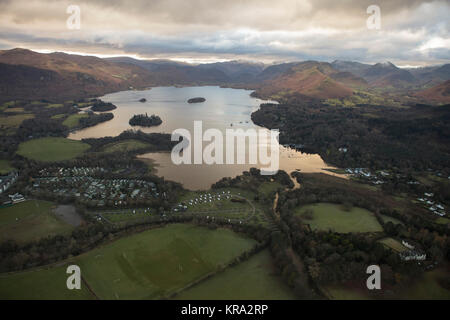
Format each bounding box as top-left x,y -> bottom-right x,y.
0,48 -> 448,104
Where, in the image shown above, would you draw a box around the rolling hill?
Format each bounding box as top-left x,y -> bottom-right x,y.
361,62 -> 416,87
0,48 -> 448,105
107,56 -> 231,85
253,61 -> 367,100
414,80 -> 450,104
407,64 -> 450,86
0,48 -> 157,102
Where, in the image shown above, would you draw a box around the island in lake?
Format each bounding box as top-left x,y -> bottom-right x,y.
129,113 -> 162,127
139,98 -> 147,103
187,97 -> 206,103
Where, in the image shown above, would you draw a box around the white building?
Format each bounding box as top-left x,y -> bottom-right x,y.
402,240 -> 415,250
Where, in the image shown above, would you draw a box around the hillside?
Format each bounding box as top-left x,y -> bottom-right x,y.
253,61 -> 366,100
331,60 -> 450,89
414,80 -> 450,104
197,61 -> 265,82
0,48 -> 447,105
0,49 -> 156,102
408,64 -> 450,86
331,60 -> 371,78
107,56 -> 231,85
362,62 -> 416,87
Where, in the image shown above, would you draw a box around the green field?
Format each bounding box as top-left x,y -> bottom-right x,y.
0,114 -> 34,133
177,189 -> 254,220
17,137 -> 90,162
0,160 -> 14,174
174,250 -> 296,300
75,102 -> 93,108
378,237 -> 409,252
0,224 -> 256,300
102,140 -> 150,153
380,214 -> 404,225
257,181 -> 283,197
102,209 -> 155,223
0,200 -> 74,243
0,265 -> 95,300
0,101 -> 16,110
395,268 -> 450,300
296,203 -> 383,233
4,107 -> 25,113
324,268 -> 450,300
435,217 -> 450,225
46,103 -> 64,109
78,224 -> 256,299
322,285 -> 370,300
62,114 -> 88,129
51,114 -> 67,120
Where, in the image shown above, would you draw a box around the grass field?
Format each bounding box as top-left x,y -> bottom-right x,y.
0,114 -> 34,133
46,103 -> 64,109
4,107 -> 25,113
102,140 -> 150,153
77,224 -> 256,299
62,114 -> 89,129
0,224 -> 256,300
395,268 -> 450,300
322,267 -> 450,300
296,203 -> 383,233
0,265 -> 95,300
0,200 -> 74,243
378,237 -> 409,252
17,137 -> 90,162
322,285 -> 371,300
380,214 -> 404,225
102,209 -> 156,223
257,181 -> 283,197
178,188 -> 253,217
0,160 -> 14,174
174,250 -> 296,300
435,217 -> 450,225
51,114 -> 66,120
0,101 -> 16,110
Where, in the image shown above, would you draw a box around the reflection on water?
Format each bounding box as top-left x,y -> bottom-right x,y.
69,86 -> 343,190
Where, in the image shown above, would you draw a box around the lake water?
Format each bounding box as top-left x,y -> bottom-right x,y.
69,86 -> 341,190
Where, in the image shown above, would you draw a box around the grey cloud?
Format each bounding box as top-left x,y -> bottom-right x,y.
0,0 -> 448,65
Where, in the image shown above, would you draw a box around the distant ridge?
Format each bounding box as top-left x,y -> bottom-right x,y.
414,80 -> 450,104
0,48 -> 448,104
253,61 -> 367,100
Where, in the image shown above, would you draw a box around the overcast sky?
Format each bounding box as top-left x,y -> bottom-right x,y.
0,0 -> 448,66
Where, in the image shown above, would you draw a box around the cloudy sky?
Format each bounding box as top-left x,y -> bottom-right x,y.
0,0 -> 448,66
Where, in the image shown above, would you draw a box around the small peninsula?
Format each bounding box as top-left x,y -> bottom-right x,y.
90,100 -> 117,112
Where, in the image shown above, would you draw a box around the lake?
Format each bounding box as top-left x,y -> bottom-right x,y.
69,86 -> 341,189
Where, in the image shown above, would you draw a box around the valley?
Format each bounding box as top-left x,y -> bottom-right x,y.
0,48 -> 448,301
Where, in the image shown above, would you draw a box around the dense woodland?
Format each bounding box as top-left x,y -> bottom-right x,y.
276,173 -> 449,294
89,100 -> 117,112
129,113 -> 162,127
252,102 -> 450,172
1,92 -> 449,299
0,100 -> 114,159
